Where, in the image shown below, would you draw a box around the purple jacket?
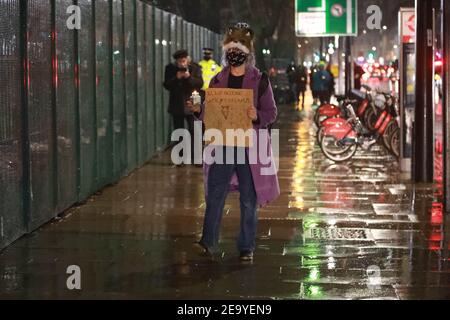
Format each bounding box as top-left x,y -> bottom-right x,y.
197,66 -> 280,207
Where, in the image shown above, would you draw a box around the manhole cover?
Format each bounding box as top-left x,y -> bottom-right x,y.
306,228 -> 373,241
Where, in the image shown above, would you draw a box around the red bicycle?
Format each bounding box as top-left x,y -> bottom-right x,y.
318,96 -> 399,162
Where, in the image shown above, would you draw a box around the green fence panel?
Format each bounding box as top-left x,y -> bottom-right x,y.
144,4 -> 156,158
205,29 -> 210,55
214,33 -> 220,62
26,0 -> 56,230
55,0 -> 78,212
206,30 -> 214,49
176,16 -> 183,50
123,0 -> 138,171
193,25 -> 200,62
169,13 -> 178,143
162,11 -> 171,144
204,29 -> 209,51
170,14 -> 177,61
95,0 -> 113,187
200,28 -> 206,60
182,21 -> 188,53
153,8 -> 164,150
186,23 -> 193,64
78,0 -> 97,199
136,1 -> 147,165
0,0 -> 25,248
112,0 -> 127,179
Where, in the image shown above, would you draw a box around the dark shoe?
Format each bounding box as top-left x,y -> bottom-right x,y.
195,242 -> 214,257
239,251 -> 254,262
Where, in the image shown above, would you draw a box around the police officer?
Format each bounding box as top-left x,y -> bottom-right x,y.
198,48 -> 222,92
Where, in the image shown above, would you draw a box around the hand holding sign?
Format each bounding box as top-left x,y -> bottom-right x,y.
247,106 -> 258,121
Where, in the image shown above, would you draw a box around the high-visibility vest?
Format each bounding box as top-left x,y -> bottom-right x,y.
199,59 -> 222,90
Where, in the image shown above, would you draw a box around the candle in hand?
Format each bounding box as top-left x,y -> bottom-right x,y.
191,91 -> 201,106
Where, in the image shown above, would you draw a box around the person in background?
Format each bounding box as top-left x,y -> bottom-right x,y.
199,48 -> 222,94
354,62 -> 364,90
325,64 -> 336,104
294,64 -> 308,111
198,48 -> 222,156
312,62 -> 332,105
310,65 -> 318,105
286,61 -> 297,104
164,49 -> 203,166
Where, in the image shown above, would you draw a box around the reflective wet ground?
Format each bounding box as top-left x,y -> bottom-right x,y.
1,99 -> 449,300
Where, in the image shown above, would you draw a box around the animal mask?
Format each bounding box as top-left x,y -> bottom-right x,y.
223,23 -> 255,54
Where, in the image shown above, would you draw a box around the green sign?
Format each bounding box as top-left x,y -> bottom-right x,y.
296,0 -> 358,37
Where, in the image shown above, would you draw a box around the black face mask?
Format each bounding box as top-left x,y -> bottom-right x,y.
226,48 -> 248,67
203,55 -> 212,61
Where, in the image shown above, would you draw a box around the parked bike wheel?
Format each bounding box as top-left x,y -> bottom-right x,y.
365,108 -> 378,132
317,127 -> 324,145
314,111 -> 321,127
382,121 -> 398,152
318,128 -> 353,155
320,135 -> 358,162
390,127 -> 400,158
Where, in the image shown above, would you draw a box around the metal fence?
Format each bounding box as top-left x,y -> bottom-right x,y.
0,0 -> 221,250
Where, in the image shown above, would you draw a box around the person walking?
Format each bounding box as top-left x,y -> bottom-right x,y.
186,22 -> 280,261
310,65 -> 319,105
294,64 -> 308,111
354,62 -> 364,90
325,64 -> 335,104
164,49 -> 203,165
312,62 -> 332,105
286,61 -> 297,104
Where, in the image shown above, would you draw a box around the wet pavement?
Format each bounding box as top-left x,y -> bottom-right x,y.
1,97 -> 449,300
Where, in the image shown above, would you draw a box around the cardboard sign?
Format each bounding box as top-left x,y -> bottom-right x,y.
204,88 -> 254,147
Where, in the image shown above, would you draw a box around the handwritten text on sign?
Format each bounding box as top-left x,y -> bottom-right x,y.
204,88 -> 254,147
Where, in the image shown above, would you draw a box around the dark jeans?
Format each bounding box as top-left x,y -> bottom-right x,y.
200,148 -> 258,253
173,115 -> 195,162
